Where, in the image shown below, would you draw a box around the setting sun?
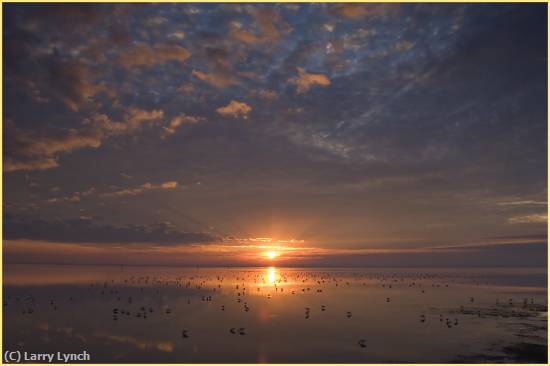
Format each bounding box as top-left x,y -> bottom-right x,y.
263,251 -> 280,260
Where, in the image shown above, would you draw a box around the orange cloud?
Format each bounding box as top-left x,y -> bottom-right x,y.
86,108 -> 164,134
162,114 -> 203,138
4,157 -> 59,172
256,8 -> 282,40
216,100 -> 252,119
230,28 -> 262,44
126,108 -> 164,128
118,43 -> 190,68
192,69 -> 237,88
289,67 -> 331,93
230,8 -> 287,44
332,4 -> 400,20
101,181 -> 178,198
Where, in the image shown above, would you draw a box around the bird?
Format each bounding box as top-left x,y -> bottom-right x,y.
358,339 -> 367,348
182,329 -> 189,338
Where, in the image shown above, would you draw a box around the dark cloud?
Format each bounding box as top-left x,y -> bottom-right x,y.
3,107 -> 165,172
281,242 -> 548,268
4,215 -> 220,245
46,60 -> 110,112
4,126 -> 103,172
484,234 -> 548,241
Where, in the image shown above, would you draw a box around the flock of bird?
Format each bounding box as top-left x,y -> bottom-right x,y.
4,269 -> 546,357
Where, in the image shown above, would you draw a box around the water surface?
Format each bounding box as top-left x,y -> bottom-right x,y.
3,265 -> 547,363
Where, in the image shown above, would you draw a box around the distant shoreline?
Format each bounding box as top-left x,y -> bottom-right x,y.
3,262 -> 548,269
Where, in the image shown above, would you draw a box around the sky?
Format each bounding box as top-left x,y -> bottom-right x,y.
3,3 -> 548,267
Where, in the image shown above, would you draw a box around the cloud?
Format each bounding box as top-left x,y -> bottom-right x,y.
47,194 -> 80,204
161,114 -> 203,138
4,128 -> 102,173
146,15 -> 168,26
101,181 -> 178,198
4,157 -> 59,172
331,4 -> 400,20
168,31 -> 185,40
192,69 -> 237,88
289,67 -> 331,93
46,182 -> 176,203
203,46 -> 231,69
5,108 -> 164,173
254,89 -> 278,100
230,28 -> 262,44
483,234 -> 547,241
159,181 -> 177,189
216,100 -> 252,119
508,214 -> 548,224
394,40 -> 413,52
86,108 -> 164,134
108,24 -> 131,45
229,8 -> 287,44
46,60 -> 111,112
3,215 -> 220,245
323,23 -> 335,32
46,187 -> 96,204
126,108 -> 164,128
117,43 -> 190,68
177,83 -> 195,94
190,45 -> 241,88
498,200 -> 547,206
254,8 -> 284,41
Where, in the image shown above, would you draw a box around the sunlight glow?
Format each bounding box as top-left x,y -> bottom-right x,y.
263,251 -> 280,260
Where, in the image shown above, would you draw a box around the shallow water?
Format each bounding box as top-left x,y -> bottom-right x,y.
3,265 -> 548,363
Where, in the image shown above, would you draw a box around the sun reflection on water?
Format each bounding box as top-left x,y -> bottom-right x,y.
267,266 -> 278,284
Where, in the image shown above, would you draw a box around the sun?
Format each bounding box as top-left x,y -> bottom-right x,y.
263,251 -> 280,260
